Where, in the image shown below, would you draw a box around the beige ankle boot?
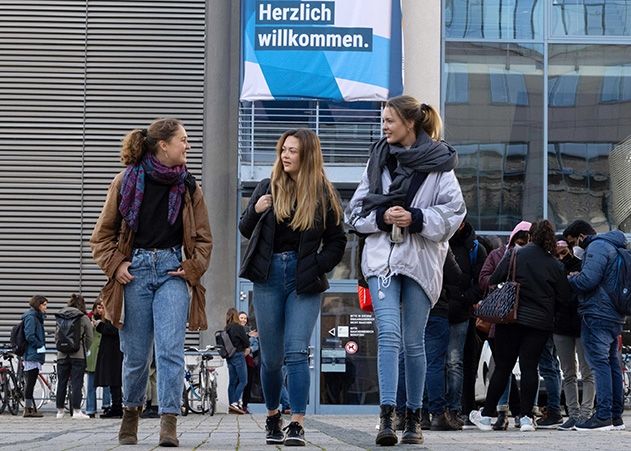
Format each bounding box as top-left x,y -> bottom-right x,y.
159,414 -> 179,447
118,407 -> 141,445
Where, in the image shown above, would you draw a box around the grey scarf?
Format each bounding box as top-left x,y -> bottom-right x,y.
359,131 -> 458,216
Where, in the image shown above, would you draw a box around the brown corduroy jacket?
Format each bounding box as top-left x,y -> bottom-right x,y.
90,171 -> 213,331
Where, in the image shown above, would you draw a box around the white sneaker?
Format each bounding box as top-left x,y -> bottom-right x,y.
56,409 -> 65,419
469,409 -> 493,431
72,411 -> 90,419
520,415 -> 536,432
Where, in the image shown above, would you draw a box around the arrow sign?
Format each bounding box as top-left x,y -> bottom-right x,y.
328,328 -> 336,337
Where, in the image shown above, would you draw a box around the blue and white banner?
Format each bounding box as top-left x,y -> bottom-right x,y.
240,0 -> 403,102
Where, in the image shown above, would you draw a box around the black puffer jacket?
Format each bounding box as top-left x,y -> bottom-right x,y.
554,255 -> 582,337
445,222 -> 487,324
239,178 -> 347,294
490,243 -> 571,332
431,247 -> 463,318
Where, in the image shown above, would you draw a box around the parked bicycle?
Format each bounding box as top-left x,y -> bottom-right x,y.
182,345 -> 221,416
30,359 -> 82,414
0,347 -> 24,415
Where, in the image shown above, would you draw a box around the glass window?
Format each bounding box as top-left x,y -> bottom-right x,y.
444,42 -> 544,231
445,0 -> 543,40
549,73 -> 579,107
551,0 -> 631,37
548,44 -> 631,232
446,63 -> 470,104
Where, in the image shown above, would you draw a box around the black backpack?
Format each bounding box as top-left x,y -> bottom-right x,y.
55,311 -> 84,354
10,320 -> 27,356
611,246 -> 631,316
215,330 -> 236,359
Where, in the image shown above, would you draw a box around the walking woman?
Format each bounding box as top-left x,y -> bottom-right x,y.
345,95 -> 465,446
225,307 -> 250,414
21,295 -> 48,418
91,118 -> 212,447
469,220 -> 571,432
239,128 -> 346,446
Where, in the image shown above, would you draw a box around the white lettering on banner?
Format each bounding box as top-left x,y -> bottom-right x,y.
256,27 -> 370,51
258,2 -> 332,23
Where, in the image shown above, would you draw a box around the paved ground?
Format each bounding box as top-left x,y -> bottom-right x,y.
0,411 -> 629,450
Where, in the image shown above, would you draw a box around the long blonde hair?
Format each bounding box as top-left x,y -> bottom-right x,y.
270,129 -> 343,231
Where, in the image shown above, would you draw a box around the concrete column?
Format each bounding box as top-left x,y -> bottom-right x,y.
401,1 -> 442,110
200,1 -> 241,342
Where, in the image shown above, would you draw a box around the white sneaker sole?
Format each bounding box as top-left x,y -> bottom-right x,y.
575,425 -> 613,431
612,425 -> 626,431
468,412 -> 492,431
520,425 -> 536,432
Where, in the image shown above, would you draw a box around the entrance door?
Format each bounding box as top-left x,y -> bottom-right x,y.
237,280 -> 379,414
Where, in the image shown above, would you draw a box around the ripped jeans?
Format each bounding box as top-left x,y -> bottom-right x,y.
252,252 -> 321,414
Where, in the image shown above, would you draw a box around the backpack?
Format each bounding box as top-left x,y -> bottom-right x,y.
55,311 -> 84,354
611,246 -> 631,316
10,320 -> 27,356
215,329 -> 236,359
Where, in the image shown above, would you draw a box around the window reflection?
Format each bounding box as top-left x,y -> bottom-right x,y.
445,0 -> 542,40
551,0 -> 631,37
445,42 -> 544,231
548,44 -> 631,232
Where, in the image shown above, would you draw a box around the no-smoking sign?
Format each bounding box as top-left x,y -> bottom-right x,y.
345,340 -> 358,354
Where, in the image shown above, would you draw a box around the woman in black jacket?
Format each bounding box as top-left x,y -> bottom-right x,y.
239,128 -> 346,446
470,220 -> 570,432
225,307 -> 250,414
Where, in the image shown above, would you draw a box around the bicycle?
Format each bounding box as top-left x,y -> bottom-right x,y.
182,345 -> 220,416
31,360 -> 81,414
0,347 -> 24,415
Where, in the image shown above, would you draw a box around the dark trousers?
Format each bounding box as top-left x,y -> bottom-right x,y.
482,324 -> 549,418
56,358 -> 86,410
24,368 -> 39,404
461,318 -> 483,414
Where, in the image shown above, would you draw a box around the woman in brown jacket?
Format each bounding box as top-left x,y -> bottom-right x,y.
91,118 -> 212,447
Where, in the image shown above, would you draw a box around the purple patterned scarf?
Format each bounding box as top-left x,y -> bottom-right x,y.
119,153 -> 188,231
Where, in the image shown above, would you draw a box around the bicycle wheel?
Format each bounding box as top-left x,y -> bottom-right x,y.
0,379 -> 7,415
186,384 -> 208,414
200,370 -> 211,415
208,375 -> 217,416
6,373 -> 21,415
32,375 -> 48,410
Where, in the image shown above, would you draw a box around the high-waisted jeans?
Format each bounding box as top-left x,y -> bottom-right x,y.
368,275 -> 431,410
121,246 -> 189,415
252,252 -> 321,415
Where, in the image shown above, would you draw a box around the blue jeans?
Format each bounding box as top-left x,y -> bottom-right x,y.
368,275 -> 431,410
121,247 -> 190,415
86,372 -> 111,414
446,320 -> 468,411
425,315 -> 450,414
252,252 -> 321,415
581,317 -> 624,421
227,352 -> 248,404
280,365 -> 290,410
538,336 -> 561,413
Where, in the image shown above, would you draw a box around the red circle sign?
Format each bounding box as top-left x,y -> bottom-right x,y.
345,341 -> 358,354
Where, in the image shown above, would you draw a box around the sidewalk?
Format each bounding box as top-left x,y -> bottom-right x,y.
0,411 -> 629,450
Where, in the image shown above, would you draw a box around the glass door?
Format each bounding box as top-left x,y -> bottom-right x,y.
237,280 -> 379,414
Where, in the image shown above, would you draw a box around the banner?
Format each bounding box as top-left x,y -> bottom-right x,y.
240,0 -> 403,102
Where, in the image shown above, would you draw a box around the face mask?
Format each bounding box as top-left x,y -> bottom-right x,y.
573,246 -> 585,260
513,243 -> 523,249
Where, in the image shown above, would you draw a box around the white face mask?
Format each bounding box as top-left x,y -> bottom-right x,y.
513,243 -> 523,249
573,246 -> 585,260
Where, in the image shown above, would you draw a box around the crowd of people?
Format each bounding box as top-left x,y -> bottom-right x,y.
11,98 -> 631,448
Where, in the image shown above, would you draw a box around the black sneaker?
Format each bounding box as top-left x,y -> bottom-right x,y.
265,412 -> 284,445
537,411 -> 563,429
558,417 -> 578,431
283,421 -> 306,446
575,414 -> 613,431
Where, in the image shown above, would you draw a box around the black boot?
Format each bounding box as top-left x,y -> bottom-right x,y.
376,405 -> 398,446
420,409 -> 431,430
493,411 -> 509,430
401,408 -> 424,445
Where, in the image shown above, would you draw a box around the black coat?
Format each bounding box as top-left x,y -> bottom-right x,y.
490,243 -> 571,332
431,247 -> 463,318
446,223 -> 488,324
226,323 -> 250,352
94,320 -> 123,387
554,256 -> 582,337
239,178 -> 347,294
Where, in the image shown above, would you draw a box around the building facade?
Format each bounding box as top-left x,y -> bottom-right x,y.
0,1 -> 630,413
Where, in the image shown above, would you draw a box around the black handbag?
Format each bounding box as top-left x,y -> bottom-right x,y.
474,250 -> 520,324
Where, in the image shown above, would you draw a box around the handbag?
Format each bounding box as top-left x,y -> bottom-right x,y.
474,250 -> 520,324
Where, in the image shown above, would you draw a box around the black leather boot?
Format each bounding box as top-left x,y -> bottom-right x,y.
493,411 -> 509,430
401,408 -> 424,445
376,405 -> 398,446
